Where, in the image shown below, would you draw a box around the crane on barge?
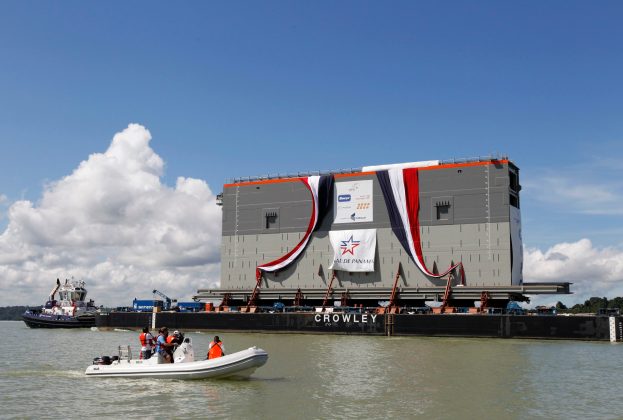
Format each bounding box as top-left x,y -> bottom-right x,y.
152,289 -> 176,311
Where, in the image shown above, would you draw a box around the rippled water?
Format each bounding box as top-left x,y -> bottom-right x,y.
2,321 -> 622,419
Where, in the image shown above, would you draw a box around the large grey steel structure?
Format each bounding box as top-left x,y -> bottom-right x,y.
196,157 -> 570,307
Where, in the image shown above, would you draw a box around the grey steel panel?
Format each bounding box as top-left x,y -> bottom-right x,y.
418,164 -> 509,225
221,181 -> 312,235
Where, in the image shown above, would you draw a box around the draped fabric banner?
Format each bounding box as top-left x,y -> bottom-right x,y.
328,229 -> 377,272
256,175 -> 334,280
377,168 -> 465,282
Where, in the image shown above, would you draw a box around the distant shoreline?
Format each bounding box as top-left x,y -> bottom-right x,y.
0,306 -> 32,321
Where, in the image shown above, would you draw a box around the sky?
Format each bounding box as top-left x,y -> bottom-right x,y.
1,1 -> 622,307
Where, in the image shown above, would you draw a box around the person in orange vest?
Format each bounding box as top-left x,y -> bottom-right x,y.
139,327 -> 155,360
166,330 -> 183,346
164,330 -> 182,362
207,336 -> 225,359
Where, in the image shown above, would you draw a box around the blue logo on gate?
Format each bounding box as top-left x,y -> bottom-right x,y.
338,194 -> 351,202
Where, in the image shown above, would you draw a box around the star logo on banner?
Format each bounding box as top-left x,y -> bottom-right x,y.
340,235 -> 360,255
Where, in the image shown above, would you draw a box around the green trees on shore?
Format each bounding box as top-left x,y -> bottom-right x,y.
0,306 -> 31,320
562,297 -> 623,314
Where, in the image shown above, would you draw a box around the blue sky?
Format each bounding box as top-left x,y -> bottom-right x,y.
1,1 -> 622,306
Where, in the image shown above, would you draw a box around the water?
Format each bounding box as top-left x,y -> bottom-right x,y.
2,321 -> 622,419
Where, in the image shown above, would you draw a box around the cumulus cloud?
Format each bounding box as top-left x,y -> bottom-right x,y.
0,124 -> 222,306
524,239 -> 623,306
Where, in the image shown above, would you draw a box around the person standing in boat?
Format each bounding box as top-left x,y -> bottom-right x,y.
207,336 -> 225,359
156,327 -> 175,363
139,327 -> 155,360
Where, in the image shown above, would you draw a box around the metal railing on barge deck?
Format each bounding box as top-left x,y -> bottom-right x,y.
194,282 -> 571,304
225,154 -> 510,184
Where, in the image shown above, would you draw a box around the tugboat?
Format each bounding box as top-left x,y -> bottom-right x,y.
22,278 -> 99,328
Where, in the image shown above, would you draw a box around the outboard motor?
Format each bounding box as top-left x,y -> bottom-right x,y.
92,356 -> 112,365
173,337 -> 194,363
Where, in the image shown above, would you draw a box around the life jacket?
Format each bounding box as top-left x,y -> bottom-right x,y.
140,333 -> 154,348
166,335 -> 175,344
208,341 -> 223,359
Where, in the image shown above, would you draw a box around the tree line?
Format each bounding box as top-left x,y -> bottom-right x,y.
0,306 -> 31,320
556,297 -> 623,314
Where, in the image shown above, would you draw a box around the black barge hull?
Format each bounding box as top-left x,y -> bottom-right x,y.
96,312 -> 621,341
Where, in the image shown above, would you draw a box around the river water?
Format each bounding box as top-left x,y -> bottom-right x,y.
1,321 -> 622,419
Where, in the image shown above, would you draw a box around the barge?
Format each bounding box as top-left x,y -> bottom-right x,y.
99,156 -> 620,341
95,311 -> 623,341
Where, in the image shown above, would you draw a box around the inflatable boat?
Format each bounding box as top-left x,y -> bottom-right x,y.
85,337 -> 268,379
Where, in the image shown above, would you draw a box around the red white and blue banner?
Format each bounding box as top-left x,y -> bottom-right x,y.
328,229 -> 376,272
256,175 -> 334,280
377,168 -> 465,282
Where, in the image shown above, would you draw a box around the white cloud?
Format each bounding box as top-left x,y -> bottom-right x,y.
0,124 -> 222,306
524,239 -> 623,306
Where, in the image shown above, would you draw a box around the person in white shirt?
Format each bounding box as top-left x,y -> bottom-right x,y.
139,326 -> 155,360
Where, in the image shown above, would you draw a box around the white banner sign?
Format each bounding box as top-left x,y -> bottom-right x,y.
334,180 -> 373,224
328,229 -> 376,272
